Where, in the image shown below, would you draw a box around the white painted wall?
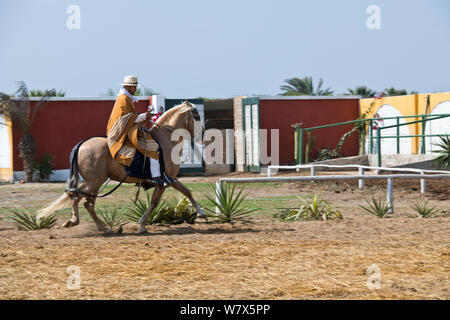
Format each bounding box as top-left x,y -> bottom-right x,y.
0,115 -> 11,169
425,101 -> 450,153
366,104 -> 412,154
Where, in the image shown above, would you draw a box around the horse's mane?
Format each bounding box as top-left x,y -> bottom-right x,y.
155,102 -> 195,126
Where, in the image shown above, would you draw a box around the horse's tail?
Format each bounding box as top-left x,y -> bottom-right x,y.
37,140 -> 86,219
36,193 -> 72,218
66,140 -> 84,192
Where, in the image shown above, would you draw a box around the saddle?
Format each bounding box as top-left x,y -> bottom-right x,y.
123,131 -> 175,187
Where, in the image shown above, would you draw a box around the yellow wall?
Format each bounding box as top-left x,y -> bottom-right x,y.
0,116 -> 13,182
360,92 -> 450,154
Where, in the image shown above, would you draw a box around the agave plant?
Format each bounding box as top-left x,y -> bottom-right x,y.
432,135 -> 450,170
123,193 -> 168,225
5,209 -> 57,230
274,194 -> 342,221
359,198 -> 391,218
98,208 -> 128,229
162,197 -> 197,225
204,183 -> 257,223
411,201 -> 439,218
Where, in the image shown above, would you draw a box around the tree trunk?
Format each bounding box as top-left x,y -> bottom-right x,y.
18,132 -> 36,182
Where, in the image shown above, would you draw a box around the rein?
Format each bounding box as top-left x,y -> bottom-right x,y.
66,174 -> 128,198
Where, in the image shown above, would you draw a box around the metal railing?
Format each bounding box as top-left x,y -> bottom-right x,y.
294,113 -> 450,166
216,164 -> 450,214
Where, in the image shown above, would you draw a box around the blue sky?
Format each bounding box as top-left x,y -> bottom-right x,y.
1,0 -> 449,97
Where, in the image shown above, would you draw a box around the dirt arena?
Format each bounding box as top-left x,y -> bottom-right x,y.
0,172 -> 449,300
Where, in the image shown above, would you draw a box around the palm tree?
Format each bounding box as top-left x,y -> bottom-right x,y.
135,87 -> 160,96
30,89 -> 65,97
280,76 -> 333,96
384,87 -> 409,96
347,86 -> 376,98
0,82 -> 50,182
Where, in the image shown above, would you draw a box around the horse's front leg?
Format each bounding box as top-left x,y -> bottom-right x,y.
138,185 -> 166,234
171,179 -> 207,219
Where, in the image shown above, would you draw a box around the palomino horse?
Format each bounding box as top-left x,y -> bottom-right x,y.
37,101 -> 206,234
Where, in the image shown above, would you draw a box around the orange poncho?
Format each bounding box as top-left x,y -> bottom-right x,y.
106,94 -> 159,166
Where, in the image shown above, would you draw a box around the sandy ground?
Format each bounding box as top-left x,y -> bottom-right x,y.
0,171 -> 449,300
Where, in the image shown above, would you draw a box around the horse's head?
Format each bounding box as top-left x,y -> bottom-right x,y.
179,100 -> 203,138
155,100 -> 204,140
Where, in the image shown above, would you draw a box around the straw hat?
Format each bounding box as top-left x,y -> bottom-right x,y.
120,75 -> 141,87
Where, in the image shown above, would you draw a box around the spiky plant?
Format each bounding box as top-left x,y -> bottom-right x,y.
432,135 -> 450,170
274,194 -> 342,221
5,210 -> 57,230
204,183 -> 257,223
34,153 -> 54,182
124,193 -> 168,225
98,208 -> 129,229
162,197 -> 197,224
411,201 -> 439,218
359,198 -> 391,218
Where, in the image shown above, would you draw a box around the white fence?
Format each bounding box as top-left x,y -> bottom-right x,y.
215,164 -> 450,214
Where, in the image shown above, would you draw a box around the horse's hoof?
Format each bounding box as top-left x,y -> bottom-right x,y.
62,221 -> 72,228
62,220 -> 78,228
138,226 -> 148,234
197,212 -> 207,219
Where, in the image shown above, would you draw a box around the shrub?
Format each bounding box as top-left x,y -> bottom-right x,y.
274,194 -> 343,221
124,194 -> 168,225
98,208 -> 129,229
359,198 -> 391,218
204,183 -> 257,223
124,194 -> 197,225
34,153 -> 54,182
432,135 -> 450,169
5,209 -> 57,230
411,201 -> 439,218
314,147 -> 341,162
162,197 -> 197,225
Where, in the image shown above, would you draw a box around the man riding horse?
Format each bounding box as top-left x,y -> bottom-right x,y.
107,75 -> 165,186
37,77 -> 207,233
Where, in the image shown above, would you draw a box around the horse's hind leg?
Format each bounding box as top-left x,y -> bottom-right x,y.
171,179 -> 206,218
84,196 -> 112,234
62,195 -> 81,228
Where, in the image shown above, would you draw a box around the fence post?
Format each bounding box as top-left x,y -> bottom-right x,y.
420,171 -> 426,194
396,116 -> 400,154
299,128 -> 304,164
215,181 -> 222,214
387,178 -> 394,214
369,120 -> 373,154
377,128 -> 382,167
358,167 -> 365,189
310,166 -> 316,176
421,115 -> 426,154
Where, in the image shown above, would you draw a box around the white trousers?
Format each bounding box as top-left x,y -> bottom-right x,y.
150,157 -> 161,178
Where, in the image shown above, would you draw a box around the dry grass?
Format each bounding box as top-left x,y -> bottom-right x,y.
0,173 -> 449,300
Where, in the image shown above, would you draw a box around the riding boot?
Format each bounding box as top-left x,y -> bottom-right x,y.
150,176 -> 165,186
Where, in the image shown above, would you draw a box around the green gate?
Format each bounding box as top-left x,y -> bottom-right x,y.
242,97 -> 261,172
